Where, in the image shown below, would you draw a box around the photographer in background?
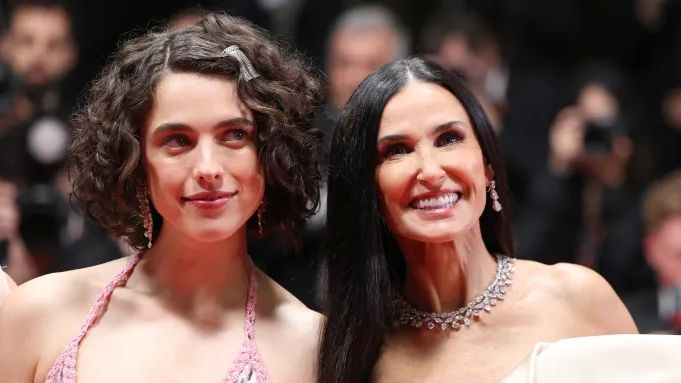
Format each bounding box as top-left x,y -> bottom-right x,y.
515,64 -> 655,297
0,1 -> 122,282
0,0 -> 77,282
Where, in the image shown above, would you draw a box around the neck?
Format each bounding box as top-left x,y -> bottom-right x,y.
399,224 -> 498,313
132,224 -> 251,316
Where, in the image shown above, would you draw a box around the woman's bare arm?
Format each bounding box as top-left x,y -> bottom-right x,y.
0,276 -> 55,383
554,263 -> 639,334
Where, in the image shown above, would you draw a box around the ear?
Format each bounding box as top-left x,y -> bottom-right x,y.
485,164 -> 495,188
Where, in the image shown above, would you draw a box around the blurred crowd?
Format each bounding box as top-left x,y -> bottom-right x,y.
0,0 -> 680,333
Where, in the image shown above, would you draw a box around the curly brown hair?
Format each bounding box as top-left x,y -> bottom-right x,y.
69,13 -> 324,250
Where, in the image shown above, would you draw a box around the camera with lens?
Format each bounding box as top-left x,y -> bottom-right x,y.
17,183 -> 67,252
0,113 -> 69,269
582,117 -> 623,156
0,183 -> 66,270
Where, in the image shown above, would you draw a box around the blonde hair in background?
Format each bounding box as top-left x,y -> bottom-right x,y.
643,170 -> 681,232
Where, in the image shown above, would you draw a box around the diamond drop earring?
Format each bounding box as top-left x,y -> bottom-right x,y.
488,180 -> 502,212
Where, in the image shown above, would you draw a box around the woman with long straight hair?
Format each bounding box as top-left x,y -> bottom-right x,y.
319,57 -> 639,383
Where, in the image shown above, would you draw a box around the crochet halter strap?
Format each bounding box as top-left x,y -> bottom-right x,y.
44,255 -> 270,383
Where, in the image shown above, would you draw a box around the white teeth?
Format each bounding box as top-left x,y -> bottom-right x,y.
413,193 -> 460,209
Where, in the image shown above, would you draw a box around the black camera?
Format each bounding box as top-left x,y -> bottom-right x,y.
0,183 -> 66,269
583,117 -> 622,155
17,183 -> 67,253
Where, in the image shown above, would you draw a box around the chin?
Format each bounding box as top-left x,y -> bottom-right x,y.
395,223 -> 454,242
402,230 -> 458,244
193,232 -> 234,243
187,223 -> 241,243
394,218 -> 475,244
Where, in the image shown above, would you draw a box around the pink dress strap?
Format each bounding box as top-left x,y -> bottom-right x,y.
221,266 -> 270,383
44,254 -> 142,383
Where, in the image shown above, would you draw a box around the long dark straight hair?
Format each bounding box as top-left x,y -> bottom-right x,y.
318,57 -> 514,383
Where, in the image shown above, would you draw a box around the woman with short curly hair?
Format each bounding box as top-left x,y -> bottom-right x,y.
0,13 -> 323,383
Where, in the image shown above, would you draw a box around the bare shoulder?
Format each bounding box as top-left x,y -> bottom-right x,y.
256,269 -> 323,331
517,260 -> 638,334
255,270 -> 322,351
0,257 -> 130,382
254,271 -> 322,381
3,256 -> 128,315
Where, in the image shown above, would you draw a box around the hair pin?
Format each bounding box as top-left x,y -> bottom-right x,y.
221,45 -> 260,81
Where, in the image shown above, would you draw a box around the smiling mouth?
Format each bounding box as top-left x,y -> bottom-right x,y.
410,192 -> 462,210
187,196 -> 223,202
181,191 -> 237,205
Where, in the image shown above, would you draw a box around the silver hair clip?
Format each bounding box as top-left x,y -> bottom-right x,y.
221,45 -> 260,81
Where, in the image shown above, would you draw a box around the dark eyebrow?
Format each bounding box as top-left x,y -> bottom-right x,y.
377,120 -> 465,145
153,117 -> 255,134
431,120 -> 465,135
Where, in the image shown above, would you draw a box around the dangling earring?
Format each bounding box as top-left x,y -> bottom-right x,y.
257,201 -> 266,236
488,180 -> 502,212
137,184 -> 153,248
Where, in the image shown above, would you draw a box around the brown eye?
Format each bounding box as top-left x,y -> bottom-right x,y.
435,131 -> 463,147
162,134 -> 191,148
382,143 -> 411,159
221,129 -> 248,142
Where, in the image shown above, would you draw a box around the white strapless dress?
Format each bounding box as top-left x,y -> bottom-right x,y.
500,334 -> 681,383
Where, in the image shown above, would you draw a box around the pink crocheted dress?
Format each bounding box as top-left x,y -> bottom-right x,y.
44,255 -> 271,383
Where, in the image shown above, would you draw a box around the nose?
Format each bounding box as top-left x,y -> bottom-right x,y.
416,148 -> 445,188
192,140 -> 224,189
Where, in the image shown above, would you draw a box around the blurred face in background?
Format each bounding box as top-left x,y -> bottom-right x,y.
577,84 -> 619,121
327,28 -> 398,108
4,6 -> 77,87
433,33 -> 489,87
646,215 -> 681,287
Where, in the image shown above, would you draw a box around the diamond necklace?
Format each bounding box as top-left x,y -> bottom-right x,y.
392,255 -> 515,331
